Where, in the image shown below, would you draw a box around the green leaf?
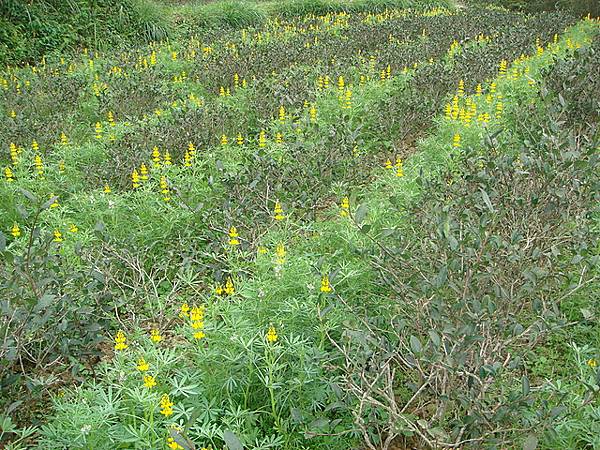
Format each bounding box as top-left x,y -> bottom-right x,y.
223,430 -> 243,450
480,189 -> 495,213
354,204 -> 368,225
410,335 -> 422,354
523,434 -> 538,450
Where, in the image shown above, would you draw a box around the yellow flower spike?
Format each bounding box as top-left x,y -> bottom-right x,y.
258,130 -> 267,148
9,110 -> 16,118
107,111 -> 115,126
164,151 -> 172,166
258,246 -> 268,255
215,284 -> 224,296
150,329 -> 162,343
179,302 -> 190,318
187,142 -> 196,157
396,158 -> 404,177
104,184 -> 111,193
309,105 -> 317,123
34,155 -> 44,176
475,84 -> 483,96
588,359 -> 597,368
266,325 -> 278,343
143,374 -> 157,389
167,437 -> 183,449
49,194 -> 59,209
160,395 -> 174,416
219,86 -> 226,97
224,277 -> 235,295
490,82 -> 497,95
337,76 -> 344,90
275,133 -> 283,145
457,79 -> 465,96
114,330 -> 127,351
343,90 -> 352,109
340,197 -> 350,217
69,224 -> 78,233
4,167 -> 14,182
160,176 -> 171,202
221,134 -> 228,146
495,101 -> 504,119
58,160 -> 65,172
452,133 -> 461,148
275,243 -> 286,265
320,275 -> 332,293
60,133 -> 69,145
95,122 -> 103,139
11,223 -> 21,238
273,200 -> 285,221
132,169 -> 140,189
151,146 -> 161,167
136,358 -> 150,372
279,105 -> 286,123
10,143 -> 18,165
193,330 -> 206,340
228,226 -> 240,246
32,140 -> 39,152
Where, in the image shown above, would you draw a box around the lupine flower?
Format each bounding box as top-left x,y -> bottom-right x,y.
236,133 -> 244,145
53,230 -> 63,242
150,329 -> 162,343
258,130 -> 267,148
164,151 -> 172,166
395,158 -> 404,177
167,437 -> 183,449
266,325 -> 278,343
320,275 -> 332,293
160,176 -> 171,202
11,223 -> 21,238
132,169 -> 140,189
275,243 -> 286,265
69,224 -> 78,233
60,133 -> 69,145
588,359 -> 598,368
258,246 -> 268,255
221,134 -> 228,146
95,122 -> 103,139
104,184 -> 111,193
136,358 -> 150,372
224,277 -> 235,295
159,394 -> 174,416
4,167 -> 14,181
453,133 -> 461,148
49,194 -> 59,208
273,201 -> 285,220
457,79 -> 465,96
10,143 -> 19,165
139,163 -> 149,181
309,105 -> 317,123
34,155 -> 44,177
340,197 -> 350,216
152,147 -> 161,167
144,375 -> 157,389
275,133 -> 283,144
385,159 -> 393,169
228,226 -> 240,246
179,302 -> 190,318
279,105 -> 286,123
114,330 -> 128,351
32,140 -> 39,152
58,160 -> 65,172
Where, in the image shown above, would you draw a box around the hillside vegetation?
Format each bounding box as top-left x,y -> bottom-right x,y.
1,0 -> 599,449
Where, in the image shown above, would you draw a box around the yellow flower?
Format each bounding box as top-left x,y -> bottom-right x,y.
114,330 -> 128,351
452,133 -> 461,148
257,246 -> 268,255
273,201 -> 285,221
266,325 -> 278,343
143,374 -> 157,389
588,359 -> 598,368
395,158 -> 404,177
150,329 -> 162,343
190,306 -> 205,322
11,223 -> 21,238
49,194 -> 59,208
340,197 -> 350,217
179,302 -> 190,318
32,140 -> 39,152
136,358 -> 150,372
275,133 -> 283,145
221,134 -> 228,146
385,159 -> 393,169
104,184 -> 111,193
140,163 -> 149,181
95,122 -> 103,139
258,130 -> 267,148
275,243 -> 286,265
167,437 -> 183,449
132,169 -> 140,189
53,230 -> 63,243
236,133 -> 244,145
160,176 -> 171,202
69,224 -> 78,233
159,394 -> 174,416
279,105 -> 286,123
4,166 -> 14,181
58,160 -> 65,172
164,151 -> 172,166
228,226 -> 240,246
152,146 -> 161,167
193,330 -> 206,340
320,275 -> 332,293
224,277 -> 235,295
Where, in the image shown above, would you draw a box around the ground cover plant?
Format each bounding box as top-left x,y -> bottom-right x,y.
1,0 -> 599,448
